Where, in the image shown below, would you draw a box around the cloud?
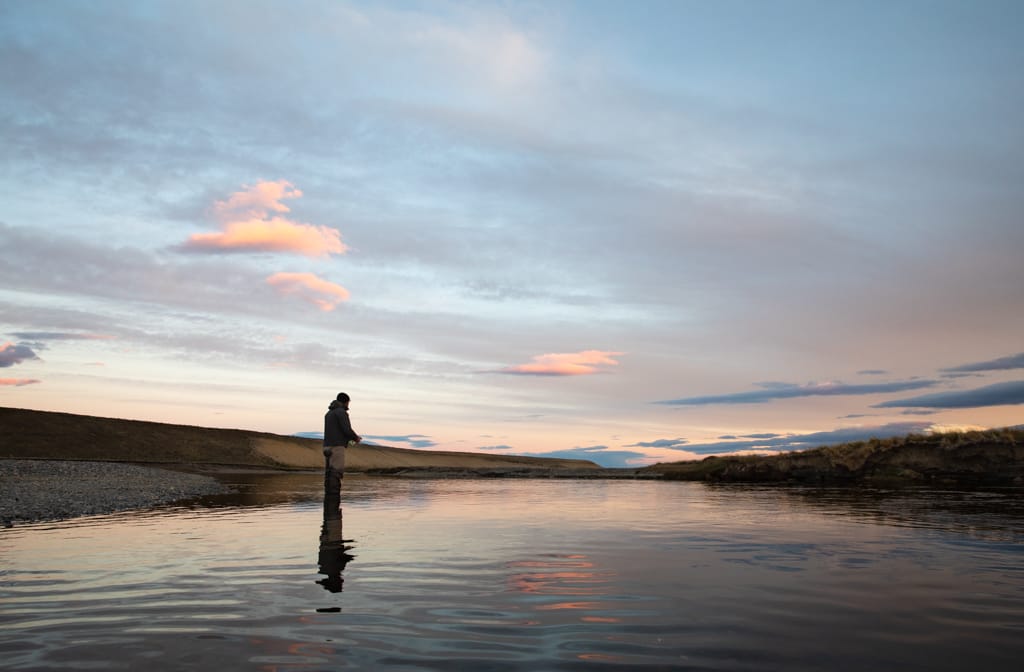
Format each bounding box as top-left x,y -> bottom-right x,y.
476,444 -> 514,451
266,272 -> 350,311
0,378 -> 40,386
364,434 -> 438,449
625,438 -> 690,449
212,179 -> 302,220
517,445 -> 649,468
858,369 -> 887,375
410,15 -> 547,92
0,342 -> 39,367
10,331 -> 113,341
941,352 -> 1024,373
291,433 -> 438,449
0,224 -> 353,326
655,379 -> 938,406
874,380 -> 1024,409
666,421 -> 934,455
184,217 -> 346,257
181,181 -> 347,257
498,350 -> 624,376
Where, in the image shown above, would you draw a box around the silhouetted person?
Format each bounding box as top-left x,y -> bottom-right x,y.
323,392 -> 361,497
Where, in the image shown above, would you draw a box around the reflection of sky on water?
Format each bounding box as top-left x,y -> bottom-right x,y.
3,477 -> 1022,671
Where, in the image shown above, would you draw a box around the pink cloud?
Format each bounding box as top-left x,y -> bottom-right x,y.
213,179 -> 301,220
267,272 -> 351,311
0,378 -> 40,386
185,217 -> 346,257
182,181 -> 347,258
500,350 -> 625,376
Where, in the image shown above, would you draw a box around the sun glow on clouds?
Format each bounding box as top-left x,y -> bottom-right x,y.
0,378 -> 39,386
267,273 -> 350,312
183,181 -> 347,257
500,350 -> 624,376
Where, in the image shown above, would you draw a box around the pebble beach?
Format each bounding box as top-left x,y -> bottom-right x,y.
0,459 -> 231,527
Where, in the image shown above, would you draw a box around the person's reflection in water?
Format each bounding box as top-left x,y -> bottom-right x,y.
317,513 -> 354,593
318,463 -> 354,595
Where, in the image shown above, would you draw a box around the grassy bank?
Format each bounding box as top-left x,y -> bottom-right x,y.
0,406 -> 599,472
641,427 -> 1024,485
3,406 -> 1021,484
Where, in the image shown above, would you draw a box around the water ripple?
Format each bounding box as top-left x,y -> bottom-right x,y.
2,477 -> 1022,671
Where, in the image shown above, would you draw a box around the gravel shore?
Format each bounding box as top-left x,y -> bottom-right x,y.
0,459 -> 232,527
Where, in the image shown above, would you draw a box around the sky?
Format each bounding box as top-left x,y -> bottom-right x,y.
1,0 -> 1022,467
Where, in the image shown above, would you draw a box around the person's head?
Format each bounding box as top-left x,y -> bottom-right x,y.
336,392 -> 350,405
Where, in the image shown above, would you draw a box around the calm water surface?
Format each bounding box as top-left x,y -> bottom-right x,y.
2,475 -> 1023,671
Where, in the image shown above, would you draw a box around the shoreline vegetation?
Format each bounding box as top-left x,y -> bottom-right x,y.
2,406 -> 1022,487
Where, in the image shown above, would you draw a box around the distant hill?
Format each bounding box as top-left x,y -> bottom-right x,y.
640,427 -> 1024,486
0,407 -> 601,472
6,406 -> 1020,484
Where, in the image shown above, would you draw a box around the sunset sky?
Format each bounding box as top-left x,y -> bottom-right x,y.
2,1 -> 1022,467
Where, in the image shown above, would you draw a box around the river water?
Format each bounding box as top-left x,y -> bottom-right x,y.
2,475 -> 1022,671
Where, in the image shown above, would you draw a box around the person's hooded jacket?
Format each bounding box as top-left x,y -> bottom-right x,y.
323,400 -> 361,447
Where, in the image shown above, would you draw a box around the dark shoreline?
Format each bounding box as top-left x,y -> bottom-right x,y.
0,459 -> 231,527
3,407 -> 1022,501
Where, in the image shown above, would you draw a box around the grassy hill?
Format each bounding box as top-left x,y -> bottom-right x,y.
0,406 -> 600,472
640,427 -> 1024,486
5,406 -> 1021,484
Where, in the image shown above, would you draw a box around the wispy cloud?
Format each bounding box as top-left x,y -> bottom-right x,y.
364,434 -> 438,449
0,378 -> 40,386
517,445 -> 649,468
655,380 -> 938,406
625,438 -> 690,450
181,181 -> 347,257
0,342 -> 39,367
290,433 -> 438,449
874,380 -> 1024,409
662,422 -> 933,455
941,352 -> 1024,373
498,350 -> 624,376
10,331 -> 113,341
266,272 -> 350,312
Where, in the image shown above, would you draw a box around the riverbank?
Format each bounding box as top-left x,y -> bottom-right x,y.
3,406 -> 1022,488
643,427 -> 1024,486
0,406 -> 600,472
0,459 -> 231,526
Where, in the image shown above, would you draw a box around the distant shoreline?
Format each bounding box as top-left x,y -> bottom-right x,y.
3,407 -> 1022,489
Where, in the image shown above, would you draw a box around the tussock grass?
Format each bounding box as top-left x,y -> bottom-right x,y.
643,427 -> 1024,484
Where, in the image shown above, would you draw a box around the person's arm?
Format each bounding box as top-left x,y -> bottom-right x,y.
339,409 -> 360,444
